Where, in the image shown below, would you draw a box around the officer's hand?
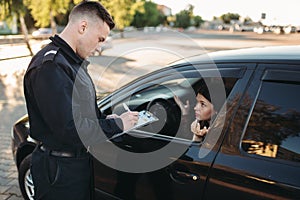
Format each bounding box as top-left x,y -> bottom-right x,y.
106,114 -> 119,119
120,111 -> 139,131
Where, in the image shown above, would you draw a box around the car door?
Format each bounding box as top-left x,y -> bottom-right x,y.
92,64 -> 252,200
205,63 -> 300,199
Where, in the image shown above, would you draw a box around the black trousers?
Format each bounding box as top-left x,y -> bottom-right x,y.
31,147 -> 94,200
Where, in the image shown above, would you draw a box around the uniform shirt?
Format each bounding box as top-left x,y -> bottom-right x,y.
23,35 -> 123,151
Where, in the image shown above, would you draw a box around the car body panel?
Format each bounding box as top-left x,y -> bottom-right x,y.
204,63 -> 300,199
91,62 -> 255,199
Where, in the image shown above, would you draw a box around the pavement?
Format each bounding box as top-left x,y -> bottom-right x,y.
0,34 -> 59,200
0,132 -> 23,200
0,56 -> 29,199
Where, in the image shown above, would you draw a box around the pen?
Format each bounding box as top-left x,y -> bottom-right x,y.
123,103 -> 130,112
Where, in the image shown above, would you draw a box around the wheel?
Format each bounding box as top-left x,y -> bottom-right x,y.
19,154 -> 34,200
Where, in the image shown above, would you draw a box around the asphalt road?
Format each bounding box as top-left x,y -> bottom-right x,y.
0,29 -> 300,199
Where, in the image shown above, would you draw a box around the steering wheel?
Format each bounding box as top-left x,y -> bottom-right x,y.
146,98 -> 180,136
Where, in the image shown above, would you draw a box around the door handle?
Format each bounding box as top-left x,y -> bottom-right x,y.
174,170 -> 199,181
170,169 -> 200,183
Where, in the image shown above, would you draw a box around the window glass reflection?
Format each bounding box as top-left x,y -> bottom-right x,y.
242,81 -> 300,162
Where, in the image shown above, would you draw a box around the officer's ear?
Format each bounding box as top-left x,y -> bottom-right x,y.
79,20 -> 88,34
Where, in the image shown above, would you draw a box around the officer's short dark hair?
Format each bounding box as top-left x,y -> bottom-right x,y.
70,1 -> 115,30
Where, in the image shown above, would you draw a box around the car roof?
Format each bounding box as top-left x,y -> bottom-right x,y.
112,45 -> 300,95
170,45 -> 300,66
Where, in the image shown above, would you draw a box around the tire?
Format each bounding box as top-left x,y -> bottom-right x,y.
18,154 -> 34,200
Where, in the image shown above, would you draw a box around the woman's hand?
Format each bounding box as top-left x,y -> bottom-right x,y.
191,119 -> 210,137
174,95 -> 190,116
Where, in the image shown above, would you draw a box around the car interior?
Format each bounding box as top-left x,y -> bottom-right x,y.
100,75 -> 238,153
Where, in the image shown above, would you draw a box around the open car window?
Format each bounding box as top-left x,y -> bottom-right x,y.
102,68 -> 241,141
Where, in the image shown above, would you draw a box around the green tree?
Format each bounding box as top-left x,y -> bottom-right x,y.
220,12 -> 240,24
25,0 -> 70,33
174,4 -> 194,29
242,16 -> 253,25
73,0 -> 81,4
186,4 -> 194,16
193,15 -> 203,27
175,10 -> 190,29
100,0 -> 144,37
131,1 -> 162,28
0,0 -> 33,55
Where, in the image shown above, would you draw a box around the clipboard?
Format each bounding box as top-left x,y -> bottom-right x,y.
109,110 -> 158,140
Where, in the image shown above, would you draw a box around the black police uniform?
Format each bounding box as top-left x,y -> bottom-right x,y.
23,35 -> 123,199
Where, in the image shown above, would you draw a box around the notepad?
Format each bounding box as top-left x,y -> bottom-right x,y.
133,110 -> 159,131
108,110 -> 158,140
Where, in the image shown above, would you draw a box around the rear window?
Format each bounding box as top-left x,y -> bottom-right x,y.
242,80 -> 300,163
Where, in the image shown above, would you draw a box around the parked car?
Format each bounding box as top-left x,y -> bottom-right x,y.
12,45 -> 300,200
31,26 -> 65,39
92,35 -> 113,56
36,30 -> 112,55
31,28 -> 53,39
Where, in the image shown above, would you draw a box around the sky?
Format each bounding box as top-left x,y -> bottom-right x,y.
152,0 -> 300,26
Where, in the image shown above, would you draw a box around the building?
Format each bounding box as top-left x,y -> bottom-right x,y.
157,4 -> 171,16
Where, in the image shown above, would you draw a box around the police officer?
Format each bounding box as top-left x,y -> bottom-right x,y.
23,1 -> 139,199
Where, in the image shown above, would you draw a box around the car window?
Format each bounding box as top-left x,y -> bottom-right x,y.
241,74 -> 300,163
111,71 -> 239,141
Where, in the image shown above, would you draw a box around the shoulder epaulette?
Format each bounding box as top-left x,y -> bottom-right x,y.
42,46 -> 60,63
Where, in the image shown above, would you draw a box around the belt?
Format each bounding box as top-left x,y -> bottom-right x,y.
40,145 -> 86,158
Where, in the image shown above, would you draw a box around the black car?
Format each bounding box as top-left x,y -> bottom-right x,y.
12,45 -> 300,200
